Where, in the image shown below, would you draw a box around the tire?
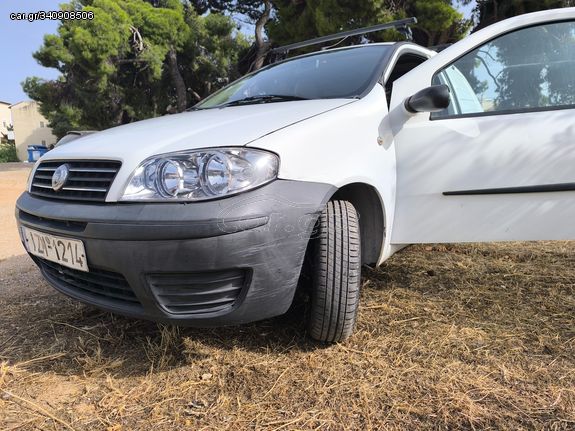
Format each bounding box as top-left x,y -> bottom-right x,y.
309,200 -> 361,343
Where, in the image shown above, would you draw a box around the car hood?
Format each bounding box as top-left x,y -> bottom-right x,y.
43,99 -> 355,162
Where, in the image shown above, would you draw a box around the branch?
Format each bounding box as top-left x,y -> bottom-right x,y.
130,25 -> 144,53
249,0 -> 272,72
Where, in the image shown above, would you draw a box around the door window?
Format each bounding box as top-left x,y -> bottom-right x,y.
432,20 -> 575,119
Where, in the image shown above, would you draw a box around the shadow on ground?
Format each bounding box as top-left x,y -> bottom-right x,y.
0,254 -> 322,379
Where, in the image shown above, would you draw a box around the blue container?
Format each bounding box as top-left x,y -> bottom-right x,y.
27,145 -> 49,162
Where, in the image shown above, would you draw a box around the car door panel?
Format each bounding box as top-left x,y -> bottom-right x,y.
391,109 -> 575,243
388,8 -> 575,244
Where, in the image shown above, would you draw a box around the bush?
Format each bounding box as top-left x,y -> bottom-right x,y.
0,140 -> 19,163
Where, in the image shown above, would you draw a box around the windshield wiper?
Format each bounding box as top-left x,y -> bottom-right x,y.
218,95 -> 309,108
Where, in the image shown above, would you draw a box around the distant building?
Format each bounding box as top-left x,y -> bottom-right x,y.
10,101 -> 57,161
0,101 -> 11,138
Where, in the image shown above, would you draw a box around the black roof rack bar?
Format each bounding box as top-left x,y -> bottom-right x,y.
270,17 -> 418,55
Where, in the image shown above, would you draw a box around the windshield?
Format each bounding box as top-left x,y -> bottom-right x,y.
195,45 -> 391,109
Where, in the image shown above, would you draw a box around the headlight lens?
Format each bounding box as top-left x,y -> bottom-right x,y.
121,148 -> 279,201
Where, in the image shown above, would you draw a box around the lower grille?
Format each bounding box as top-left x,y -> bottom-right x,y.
19,210 -> 87,233
147,269 -> 248,315
30,160 -> 121,202
34,257 -> 141,308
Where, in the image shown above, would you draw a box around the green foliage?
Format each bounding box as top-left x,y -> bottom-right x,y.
268,0 -> 394,47
188,0 -> 267,21
416,1 -> 456,32
180,12 -> 250,97
0,140 -> 18,163
391,0 -> 470,46
414,0 -> 469,42
23,0 -> 248,138
472,0 -> 572,31
268,0 -> 469,49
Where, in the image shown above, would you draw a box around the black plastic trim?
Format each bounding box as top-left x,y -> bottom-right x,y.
17,179 -> 337,326
443,183 -> 575,196
270,18 -> 417,55
405,85 -> 450,113
16,180 -> 335,240
431,103 -> 575,121
34,256 -> 144,313
146,269 -> 251,316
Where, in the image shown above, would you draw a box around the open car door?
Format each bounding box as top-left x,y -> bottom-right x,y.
388,8 -> 575,244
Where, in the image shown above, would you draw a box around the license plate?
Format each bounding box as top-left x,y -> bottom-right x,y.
22,227 -> 89,272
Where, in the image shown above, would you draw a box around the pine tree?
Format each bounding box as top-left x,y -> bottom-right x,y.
23,0 -> 248,137
470,0 -> 574,31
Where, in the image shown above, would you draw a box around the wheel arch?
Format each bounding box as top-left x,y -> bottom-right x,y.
330,182 -> 385,265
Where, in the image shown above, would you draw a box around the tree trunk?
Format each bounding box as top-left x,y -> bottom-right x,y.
167,47 -> 187,112
250,0 -> 272,72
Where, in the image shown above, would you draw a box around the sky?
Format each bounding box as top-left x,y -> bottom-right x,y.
0,0 -> 61,104
0,0 -> 477,105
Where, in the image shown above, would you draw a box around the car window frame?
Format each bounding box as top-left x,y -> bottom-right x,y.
429,19 -> 575,121
381,46 -> 432,108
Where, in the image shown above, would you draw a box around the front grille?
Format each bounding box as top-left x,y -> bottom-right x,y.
147,269 -> 248,315
34,257 -> 141,308
30,160 -> 121,202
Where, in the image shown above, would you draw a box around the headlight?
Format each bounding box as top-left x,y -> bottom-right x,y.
121,147 -> 279,201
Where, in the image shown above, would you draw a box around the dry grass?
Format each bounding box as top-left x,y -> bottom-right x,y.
1,241 -> 574,430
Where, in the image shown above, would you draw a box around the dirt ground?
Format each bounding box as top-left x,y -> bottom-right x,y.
0,163 -> 32,259
0,164 -> 574,430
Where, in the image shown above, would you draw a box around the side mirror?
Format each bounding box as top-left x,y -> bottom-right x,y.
404,84 -> 450,113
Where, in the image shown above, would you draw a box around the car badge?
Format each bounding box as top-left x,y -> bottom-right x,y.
52,164 -> 70,191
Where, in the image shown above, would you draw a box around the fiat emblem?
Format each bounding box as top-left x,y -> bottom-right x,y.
52,164 -> 70,191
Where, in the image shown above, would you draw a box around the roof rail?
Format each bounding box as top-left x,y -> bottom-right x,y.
270,17 -> 418,57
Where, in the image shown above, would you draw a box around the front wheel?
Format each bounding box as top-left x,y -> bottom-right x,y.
308,200 -> 361,343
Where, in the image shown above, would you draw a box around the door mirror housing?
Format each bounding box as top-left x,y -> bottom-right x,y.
404,85 -> 450,114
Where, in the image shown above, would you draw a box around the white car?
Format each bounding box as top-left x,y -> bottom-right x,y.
16,8 -> 575,342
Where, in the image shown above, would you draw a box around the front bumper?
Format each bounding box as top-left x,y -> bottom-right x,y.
16,180 -> 335,326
